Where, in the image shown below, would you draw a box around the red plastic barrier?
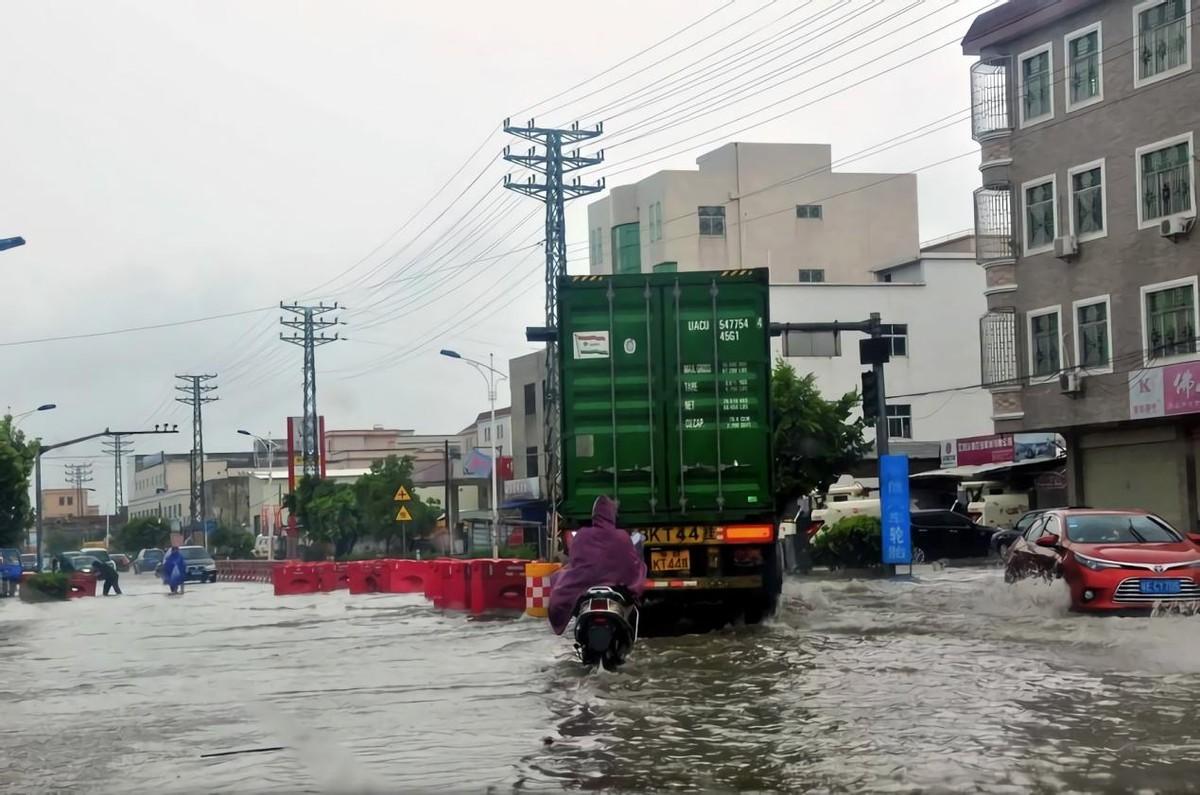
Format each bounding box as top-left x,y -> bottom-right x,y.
273,563 -> 319,596
68,572 -> 97,598
333,562 -> 350,590
347,561 -> 388,594
385,559 -> 432,594
422,559 -> 449,603
433,559 -> 471,611
469,559 -> 528,614
315,562 -> 339,592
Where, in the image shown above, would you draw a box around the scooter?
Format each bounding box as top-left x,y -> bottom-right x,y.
573,585 -> 639,671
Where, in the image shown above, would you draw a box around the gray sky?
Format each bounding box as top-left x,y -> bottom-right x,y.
1,0 -> 990,511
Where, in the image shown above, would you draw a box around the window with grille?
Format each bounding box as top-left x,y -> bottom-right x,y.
1070,161 -> 1106,239
1144,281 -> 1197,359
1136,0 -> 1190,84
1138,137 -> 1193,223
881,324 -> 908,357
1023,178 -> 1056,253
1029,309 -> 1061,377
698,206 -> 725,237
886,405 -> 912,439
796,204 -> 823,219
1067,25 -> 1102,107
1019,45 -> 1053,124
1075,299 -> 1111,369
798,269 -> 825,283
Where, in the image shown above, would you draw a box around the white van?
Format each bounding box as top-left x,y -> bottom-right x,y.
960,481 -> 1029,530
807,476 -> 881,539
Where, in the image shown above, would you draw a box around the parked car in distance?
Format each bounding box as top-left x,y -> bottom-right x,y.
20,553 -> 38,572
990,510 -> 1049,559
57,552 -> 101,574
909,509 -> 995,562
110,553 -> 131,572
132,549 -> 163,574
1005,509 -> 1200,611
156,546 -> 218,583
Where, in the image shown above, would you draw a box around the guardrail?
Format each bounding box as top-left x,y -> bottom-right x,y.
217,559 -> 283,583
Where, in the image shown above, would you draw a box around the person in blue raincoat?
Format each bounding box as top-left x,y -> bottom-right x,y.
162,545 -> 186,594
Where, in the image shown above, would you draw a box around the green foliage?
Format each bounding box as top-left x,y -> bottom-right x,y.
209,525 -> 254,558
115,517 -> 171,554
810,515 -> 883,569
285,477 -> 360,558
0,415 -> 37,548
44,529 -> 79,556
772,361 -> 871,512
22,572 -> 70,601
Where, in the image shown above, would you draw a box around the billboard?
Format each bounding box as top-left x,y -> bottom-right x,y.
1129,361 -> 1200,419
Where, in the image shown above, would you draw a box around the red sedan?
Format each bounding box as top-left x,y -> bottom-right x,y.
1005,509 -> 1200,611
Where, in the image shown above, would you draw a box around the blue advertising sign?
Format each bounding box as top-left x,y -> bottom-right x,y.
879,454 -> 911,565
203,519 -> 218,533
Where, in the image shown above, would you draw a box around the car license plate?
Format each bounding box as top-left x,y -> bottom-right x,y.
1140,579 -> 1182,595
650,549 -> 691,574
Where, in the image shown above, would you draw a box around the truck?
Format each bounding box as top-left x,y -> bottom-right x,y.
556,267 -> 780,625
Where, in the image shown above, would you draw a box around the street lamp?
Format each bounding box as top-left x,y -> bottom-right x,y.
0,236 -> 26,252
9,403 -> 56,431
239,429 -> 282,561
440,348 -> 507,559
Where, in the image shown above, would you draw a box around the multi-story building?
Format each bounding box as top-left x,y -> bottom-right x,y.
585,141 -> 920,282
126,452 -> 254,524
964,0 -> 1200,529
40,487 -> 100,519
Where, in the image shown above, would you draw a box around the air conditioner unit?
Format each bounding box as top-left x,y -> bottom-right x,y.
1160,215 -> 1196,240
1053,235 -> 1078,259
1059,370 -> 1084,395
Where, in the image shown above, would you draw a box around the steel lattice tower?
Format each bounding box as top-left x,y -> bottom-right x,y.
280,302 -> 341,478
101,434 -> 133,511
64,462 -> 94,516
503,119 -> 604,541
175,374 -> 218,530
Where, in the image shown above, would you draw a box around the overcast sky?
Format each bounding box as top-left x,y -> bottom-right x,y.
1,0 -> 991,511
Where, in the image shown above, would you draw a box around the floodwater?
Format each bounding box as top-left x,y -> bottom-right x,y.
3,567 -> 1200,793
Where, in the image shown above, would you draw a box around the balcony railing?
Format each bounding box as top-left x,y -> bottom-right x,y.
974,187 -> 1015,264
971,58 -> 1012,141
980,310 -> 1019,387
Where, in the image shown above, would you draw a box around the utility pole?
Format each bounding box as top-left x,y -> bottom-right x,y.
101,434 -> 133,513
64,462 -> 94,516
503,118 -> 604,549
280,302 -> 341,479
175,374 -> 218,541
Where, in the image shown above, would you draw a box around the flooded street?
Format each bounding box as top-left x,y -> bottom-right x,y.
3,568 -> 1200,793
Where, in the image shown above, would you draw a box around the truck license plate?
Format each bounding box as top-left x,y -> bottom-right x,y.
646,527 -> 717,545
650,549 -> 691,574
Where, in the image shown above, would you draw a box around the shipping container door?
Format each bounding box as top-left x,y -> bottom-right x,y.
662,273 -> 772,517
560,278 -> 668,519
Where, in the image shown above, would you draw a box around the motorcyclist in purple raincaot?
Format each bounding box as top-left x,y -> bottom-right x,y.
548,495 -> 647,635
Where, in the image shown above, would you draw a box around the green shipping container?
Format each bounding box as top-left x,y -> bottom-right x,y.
559,268 -> 773,526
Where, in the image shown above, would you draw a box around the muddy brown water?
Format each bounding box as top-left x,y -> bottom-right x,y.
2,567 -> 1199,793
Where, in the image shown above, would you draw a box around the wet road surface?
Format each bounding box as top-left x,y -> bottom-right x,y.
3,566 -> 1200,792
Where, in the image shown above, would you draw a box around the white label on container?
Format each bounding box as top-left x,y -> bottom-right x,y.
572,331 -> 610,359
623,338 -> 637,355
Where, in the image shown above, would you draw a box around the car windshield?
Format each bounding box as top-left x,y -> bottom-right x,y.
143,550 -> 163,560
81,550 -> 111,562
1064,514 -> 1181,544
180,547 -> 210,560
1,550 -> 19,564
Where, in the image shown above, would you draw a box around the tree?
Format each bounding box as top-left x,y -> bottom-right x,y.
114,516 -> 171,553
772,361 -> 871,513
0,415 -> 38,548
284,476 -> 361,558
353,456 -> 437,555
209,524 -> 254,558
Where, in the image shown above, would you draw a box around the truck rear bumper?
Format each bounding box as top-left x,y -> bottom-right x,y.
644,575 -> 763,591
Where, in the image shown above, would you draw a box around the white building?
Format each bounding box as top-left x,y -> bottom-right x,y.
772,234 -> 993,447
586,142 -> 920,283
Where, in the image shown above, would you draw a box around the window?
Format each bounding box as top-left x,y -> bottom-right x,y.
1022,175 -> 1057,255
524,383 -> 536,415
67,495 -> 74,506
1073,296 -> 1112,372
798,269 -> 825,283
498,425 -> 504,440
782,330 -> 839,357
58,497 -> 65,506
653,261 -> 678,273
1136,133 -> 1194,227
1065,23 -> 1103,109
1018,43 -> 1053,126
648,201 -> 663,241
698,206 -> 725,237
588,227 -> 603,266
647,204 -> 657,242
1027,306 -> 1062,378
796,204 -> 823,219
612,223 -> 641,273
1068,159 -> 1107,241
881,323 -> 908,357
483,426 -> 491,442
525,446 -> 539,479
886,405 -> 912,439
1135,0 -> 1191,87
1142,277 -> 1198,362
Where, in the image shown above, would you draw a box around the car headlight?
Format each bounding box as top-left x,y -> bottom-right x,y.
1073,552 -> 1121,571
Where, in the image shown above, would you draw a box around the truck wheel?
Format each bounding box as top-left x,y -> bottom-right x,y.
744,542 -> 784,625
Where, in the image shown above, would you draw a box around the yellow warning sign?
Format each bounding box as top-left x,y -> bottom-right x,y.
393,486 -> 412,502
395,505 -> 413,522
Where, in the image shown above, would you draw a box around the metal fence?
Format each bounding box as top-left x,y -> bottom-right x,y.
980,310 -> 1020,387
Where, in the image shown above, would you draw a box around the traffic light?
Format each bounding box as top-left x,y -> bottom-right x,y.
861,370 -> 879,420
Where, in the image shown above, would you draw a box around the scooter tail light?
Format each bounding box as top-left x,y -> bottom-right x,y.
589,599 -> 610,611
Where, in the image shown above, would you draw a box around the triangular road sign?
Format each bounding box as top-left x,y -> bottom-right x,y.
393,486 -> 412,502
395,505 -> 413,522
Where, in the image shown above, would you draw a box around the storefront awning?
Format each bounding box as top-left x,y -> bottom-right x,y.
910,455 -> 1065,480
